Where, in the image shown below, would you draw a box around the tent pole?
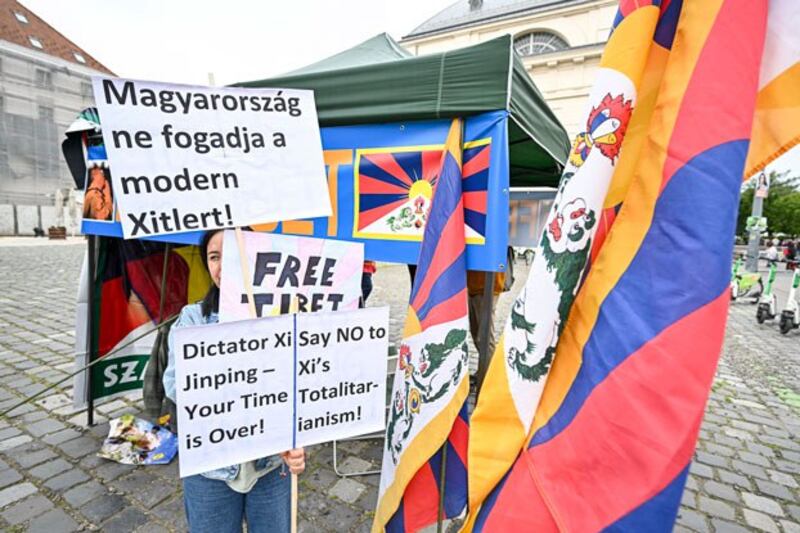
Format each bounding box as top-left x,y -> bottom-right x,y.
475,271 -> 495,396
85,235 -> 97,427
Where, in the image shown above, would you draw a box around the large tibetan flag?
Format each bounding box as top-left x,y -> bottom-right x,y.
374,119 -> 470,533
744,0 -> 800,179
466,0 -> 667,523
473,1 -> 768,531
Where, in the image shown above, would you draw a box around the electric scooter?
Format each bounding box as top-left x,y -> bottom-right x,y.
756,261 -> 778,323
731,258 -> 762,302
779,268 -> 800,334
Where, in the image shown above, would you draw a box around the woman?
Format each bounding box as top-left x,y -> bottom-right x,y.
163,229 -> 305,532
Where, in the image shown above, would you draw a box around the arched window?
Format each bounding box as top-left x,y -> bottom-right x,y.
514,32 -> 569,57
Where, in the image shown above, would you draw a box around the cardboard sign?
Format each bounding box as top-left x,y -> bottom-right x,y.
92,77 -> 331,238
219,230 -> 363,321
174,307 -> 389,477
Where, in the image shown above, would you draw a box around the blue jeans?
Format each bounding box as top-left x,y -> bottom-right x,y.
183,467 -> 290,533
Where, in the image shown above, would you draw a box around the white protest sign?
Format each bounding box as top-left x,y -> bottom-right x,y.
174,307 -> 389,478
219,230 -> 363,321
92,77 -> 331,239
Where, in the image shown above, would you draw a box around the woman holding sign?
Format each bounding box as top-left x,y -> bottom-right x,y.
163,229 -> 305,532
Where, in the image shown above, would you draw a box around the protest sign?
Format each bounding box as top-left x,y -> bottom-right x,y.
174,307 -> 389,477
78,111 -> 510,271
219,230 -> 363,320
91,77 -> 331,239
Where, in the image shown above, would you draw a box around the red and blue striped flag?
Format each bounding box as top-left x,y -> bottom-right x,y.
374,119 -> 470,532
472,1 -> 768,530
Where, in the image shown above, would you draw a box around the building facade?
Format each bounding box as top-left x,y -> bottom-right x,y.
0,0 -> 112,234
402,0 -> 616,139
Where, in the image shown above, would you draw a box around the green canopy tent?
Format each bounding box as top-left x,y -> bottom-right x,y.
236,33 -> 570,187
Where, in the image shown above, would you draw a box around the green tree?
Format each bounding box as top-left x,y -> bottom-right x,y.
738,170 -> 800,237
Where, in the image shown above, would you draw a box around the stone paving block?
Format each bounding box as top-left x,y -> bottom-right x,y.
0,434 -> 32,452
743,508 -> 779,533
43,468 -> 90,492
681,489 -> 696,509
0,482 -> 38,508
702,480 -> 740,503
329,477 -> 366,504
0,427 -> 22,441
136,522 -> 171,533
60,435 -> 99,458
0,494 -> 53,525
130,481 -> 175,509
28,507 -> 80,533
304,466 -> 338,491
95,460 -> 136,481
34,393 -> 72,412
738,450 -> 772,467
80,492 -> 127,523
28,458 -> 72,480
767,469 -> 798,488
25,417 -> 67,437
746,441 -> 777,458
696,450 -> 729,468
754,478 -> 795,501
15,446 -> 57,468
710,518 -> 750,533
717,469 -> 753,490
732,459 -> 768,480
101,506 -> 149,532
690,462 -> 714,479
676,508 -> 710,533
781,520 -> 800,533
151,496 -> 187,530
41,427 -> 82,446
63,480 -> 107,508
774,459 -> 800,475
742,492 -> 785,516
337,456 -> 374,475
0,468 -> 23,489
698,495 -> 736,520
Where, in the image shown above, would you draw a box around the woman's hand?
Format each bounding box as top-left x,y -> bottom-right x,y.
280,448 -> 305,475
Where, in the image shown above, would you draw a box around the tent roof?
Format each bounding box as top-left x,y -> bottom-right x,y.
236,34 -> 570,186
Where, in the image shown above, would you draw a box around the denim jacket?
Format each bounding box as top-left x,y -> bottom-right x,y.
164,303 -> 282,481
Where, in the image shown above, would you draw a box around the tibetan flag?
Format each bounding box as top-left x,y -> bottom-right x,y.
743,0 -> 800,179
466,0 -> 666,524
374,119 -> 470,533
473,1 -> 768,531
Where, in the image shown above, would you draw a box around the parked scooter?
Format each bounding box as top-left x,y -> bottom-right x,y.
731,258 -> 762,302
756,261 -> 778,324
779,268 -> 800,334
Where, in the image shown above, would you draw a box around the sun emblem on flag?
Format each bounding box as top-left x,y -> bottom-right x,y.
354,143 -> 491,242
568,93 -> 633,168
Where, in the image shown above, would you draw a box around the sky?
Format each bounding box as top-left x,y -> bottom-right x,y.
19,0 -> 454,85
18,0 -> 800,178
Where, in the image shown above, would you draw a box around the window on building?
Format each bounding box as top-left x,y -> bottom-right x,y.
28,36 -> 43,49
38,106 -> 54,122
81,81 -> 93,98
73,52 -> 86,64
35,69 -> 53,89
514,32 -> 569,57
15,12 -> 29,23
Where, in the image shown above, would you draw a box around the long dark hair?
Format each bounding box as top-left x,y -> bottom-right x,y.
199,229 -> 223,317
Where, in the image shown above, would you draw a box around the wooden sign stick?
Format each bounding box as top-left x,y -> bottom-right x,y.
233,227 -> 299,533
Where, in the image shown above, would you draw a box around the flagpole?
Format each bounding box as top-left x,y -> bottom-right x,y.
85,235 -> 97,427
437,442 -> 448,533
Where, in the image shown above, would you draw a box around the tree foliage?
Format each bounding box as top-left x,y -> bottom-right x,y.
737,170 -> 800,237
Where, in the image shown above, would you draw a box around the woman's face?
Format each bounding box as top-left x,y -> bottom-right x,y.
206,231 -> 224,288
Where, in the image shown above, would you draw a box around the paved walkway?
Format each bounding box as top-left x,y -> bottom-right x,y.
0,240 -> 797,532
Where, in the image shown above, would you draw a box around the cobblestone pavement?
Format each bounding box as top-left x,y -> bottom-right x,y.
0,240 -> 798,532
